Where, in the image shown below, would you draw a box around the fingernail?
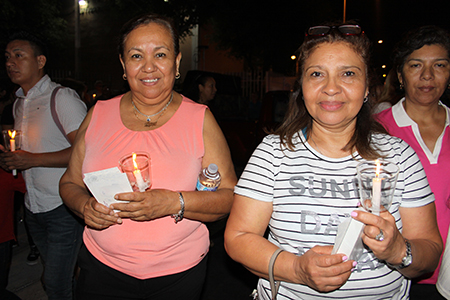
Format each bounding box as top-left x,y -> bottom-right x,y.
342,256 -> 348,261
117,218 -> 122,224
351,211 -> 358,217
356,201 -> 361,206
353,261 -> 357,267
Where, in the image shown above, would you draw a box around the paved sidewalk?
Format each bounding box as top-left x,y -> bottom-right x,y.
6,220 -> 47,300
6,219 -> 257,300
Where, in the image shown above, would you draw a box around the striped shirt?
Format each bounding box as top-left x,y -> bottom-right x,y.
235,131 -> 434,300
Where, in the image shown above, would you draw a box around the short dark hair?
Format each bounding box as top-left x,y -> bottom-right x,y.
7,31 -> 48,58
184,74 -> 214,101
393,25 -> 450,75
275,21 -> 386,159
118,14 -> 180,58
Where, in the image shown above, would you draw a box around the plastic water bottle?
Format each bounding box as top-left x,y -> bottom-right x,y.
196,163 -> 221,191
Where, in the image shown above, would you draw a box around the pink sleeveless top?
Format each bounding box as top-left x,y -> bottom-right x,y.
82,95 -> 209,279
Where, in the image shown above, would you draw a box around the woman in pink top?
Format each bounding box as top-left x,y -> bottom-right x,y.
376,25 -> 450,300
59,14 -> 236,300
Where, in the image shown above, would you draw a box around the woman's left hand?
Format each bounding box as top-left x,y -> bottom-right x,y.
351,210 -> 406,265
111,189 -> 177,221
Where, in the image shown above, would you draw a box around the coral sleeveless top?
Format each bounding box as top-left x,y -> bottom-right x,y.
82,95 -> 209,279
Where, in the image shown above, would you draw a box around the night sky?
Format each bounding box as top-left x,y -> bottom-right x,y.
2,0 -> 449,88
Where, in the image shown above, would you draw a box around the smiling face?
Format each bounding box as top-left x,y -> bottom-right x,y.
399,44 -> 450,106
120,22 -> 181,104
5,39 -> 46,94
301,42 -> 368,132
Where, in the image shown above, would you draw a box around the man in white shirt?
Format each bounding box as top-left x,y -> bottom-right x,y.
0,32 -> 87,300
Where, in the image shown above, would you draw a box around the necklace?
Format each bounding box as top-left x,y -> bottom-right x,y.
133,106 -> 168,127
132,92 -> 173,127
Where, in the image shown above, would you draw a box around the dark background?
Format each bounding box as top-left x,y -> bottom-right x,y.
1,0 -> 449,91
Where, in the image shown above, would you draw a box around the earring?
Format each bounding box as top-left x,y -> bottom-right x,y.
363,96 -> 368,103
123,74 -> 127,80
399,83 -> 404,90
175,72 -> 181,80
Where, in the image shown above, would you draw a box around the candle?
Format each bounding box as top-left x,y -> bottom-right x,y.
8,130 -> 17,176
372,159 -> 382,215
132,153 -> 147,192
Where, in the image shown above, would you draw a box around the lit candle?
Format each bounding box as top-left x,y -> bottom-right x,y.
132,153 -> 147,192
8,130 -> 17,176
372,159 -> 382,215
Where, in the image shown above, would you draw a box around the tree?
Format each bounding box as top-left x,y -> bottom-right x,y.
106,0 -> 210,39
1,0 -> 211,82
70,0 -> 211,85
207,0 -> 343,73
0,0 -> 67,53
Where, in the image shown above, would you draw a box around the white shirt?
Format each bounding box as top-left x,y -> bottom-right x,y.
391,97 -> 450,164
235,132 -> 434,300
14,75 -> 87,213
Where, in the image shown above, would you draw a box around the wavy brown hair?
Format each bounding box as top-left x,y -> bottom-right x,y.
274,21 -> 386,159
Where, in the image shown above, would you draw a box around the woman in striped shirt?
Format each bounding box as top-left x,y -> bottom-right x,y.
224,22 -> 443,300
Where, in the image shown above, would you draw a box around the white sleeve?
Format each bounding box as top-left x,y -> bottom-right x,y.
398,140 -> 435,208
55,87 -> 87,135
234,135 -> 279,202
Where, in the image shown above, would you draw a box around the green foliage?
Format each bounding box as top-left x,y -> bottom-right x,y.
207,0 -> 342,72
111,0 -> 205,39
0,0 -> 68,50
0,0 -> 207,52
3,0 -> 391,75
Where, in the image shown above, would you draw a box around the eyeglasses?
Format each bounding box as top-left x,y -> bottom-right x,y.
306,25 -> 363,37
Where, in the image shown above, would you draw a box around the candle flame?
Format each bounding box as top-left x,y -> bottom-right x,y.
375,159 -> 381,177
132,152 -> 138,170
8,130 -> 16,139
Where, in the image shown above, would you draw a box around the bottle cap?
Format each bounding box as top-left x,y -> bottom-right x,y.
207,163 -> 218,174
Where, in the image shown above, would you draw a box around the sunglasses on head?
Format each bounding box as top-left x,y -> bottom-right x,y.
306,25 -> 363,37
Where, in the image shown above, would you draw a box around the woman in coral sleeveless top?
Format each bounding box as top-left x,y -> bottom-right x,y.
60,14 -> 236,300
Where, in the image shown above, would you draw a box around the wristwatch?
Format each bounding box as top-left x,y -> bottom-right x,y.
389,239 -> 412,269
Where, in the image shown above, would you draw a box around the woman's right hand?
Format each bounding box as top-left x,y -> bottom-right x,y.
82,197 -> 122,230
295,245 -> 354,292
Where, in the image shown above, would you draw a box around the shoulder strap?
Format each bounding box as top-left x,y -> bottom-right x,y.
50,86 -> 71,143
269,248 -> 283,300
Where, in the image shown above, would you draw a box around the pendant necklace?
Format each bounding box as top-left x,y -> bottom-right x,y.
132,92 -> 173,127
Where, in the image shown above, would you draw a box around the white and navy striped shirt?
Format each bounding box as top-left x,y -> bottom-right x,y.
235,131 -> 434,300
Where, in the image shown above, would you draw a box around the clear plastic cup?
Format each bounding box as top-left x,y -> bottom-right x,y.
2,129 -> 22,151
119,152 -> 151,192
356,160 -> 399,215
